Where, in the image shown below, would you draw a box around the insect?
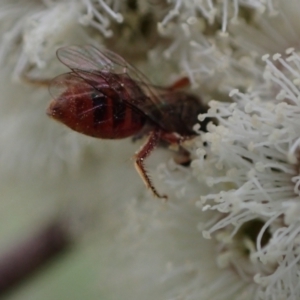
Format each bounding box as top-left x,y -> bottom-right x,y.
47,45 -> 210,199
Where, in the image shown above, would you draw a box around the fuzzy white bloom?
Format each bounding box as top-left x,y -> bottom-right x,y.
159,0 -> 275,33
189,49 -> 300,299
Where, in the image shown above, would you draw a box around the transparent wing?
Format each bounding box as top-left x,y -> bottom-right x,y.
57,45 -> 125,74
49,72 -> 96,100
56,45 -> 169,128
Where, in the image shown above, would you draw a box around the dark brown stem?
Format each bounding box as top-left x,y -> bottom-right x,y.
0,221 -> 71,296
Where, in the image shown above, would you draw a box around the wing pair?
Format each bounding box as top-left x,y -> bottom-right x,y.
50,45 -> 168,128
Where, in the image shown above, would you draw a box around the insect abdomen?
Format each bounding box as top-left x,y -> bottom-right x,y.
47,85 -> 145,139
91,91 -> 145,139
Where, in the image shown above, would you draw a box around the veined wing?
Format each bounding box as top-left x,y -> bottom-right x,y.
56,45 -> 170,129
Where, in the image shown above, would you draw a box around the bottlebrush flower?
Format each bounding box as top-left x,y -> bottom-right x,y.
187,49 -> 300,299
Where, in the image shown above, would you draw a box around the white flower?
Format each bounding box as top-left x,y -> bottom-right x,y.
189,48 -> 300,299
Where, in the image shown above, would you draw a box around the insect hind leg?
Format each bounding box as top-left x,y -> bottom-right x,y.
168,76 -> 190,91
134,129 -> 168,200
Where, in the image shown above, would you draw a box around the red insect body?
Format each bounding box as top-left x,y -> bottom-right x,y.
47,45 -> 209,199
48,74 -> 145,139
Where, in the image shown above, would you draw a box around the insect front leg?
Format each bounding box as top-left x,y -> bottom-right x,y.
134,129 -> 168,200
160,132 -> 192,166
174,147 -> 191,166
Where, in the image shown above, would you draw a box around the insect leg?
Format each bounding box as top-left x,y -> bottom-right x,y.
174,147 -> 191,166
168,76 -> 190,91
160,132 -> 183,145
20,65 -> 52,87
21,73 -> 52,86
134,129 -> 168,199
